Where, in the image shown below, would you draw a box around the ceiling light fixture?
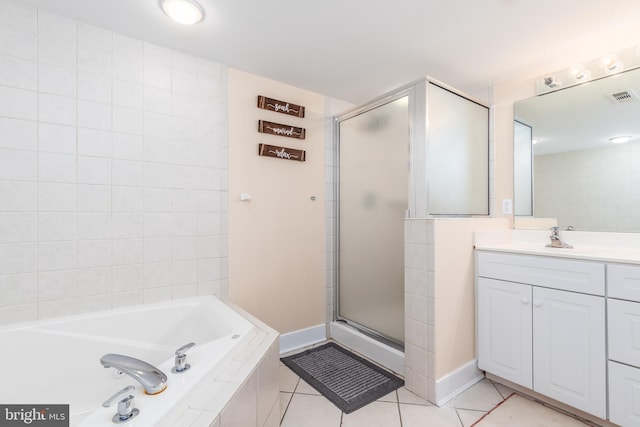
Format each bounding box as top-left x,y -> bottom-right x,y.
160,0 -> 205,25
608,135 -> 632,144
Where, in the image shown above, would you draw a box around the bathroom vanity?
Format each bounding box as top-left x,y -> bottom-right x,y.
475,230 -> 640,427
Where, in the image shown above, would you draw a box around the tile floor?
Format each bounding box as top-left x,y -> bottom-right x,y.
278,342 -> 594,427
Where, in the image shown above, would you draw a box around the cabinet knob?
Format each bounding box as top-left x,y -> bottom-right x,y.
521,297 -> 530,305
533,300 -> 542,307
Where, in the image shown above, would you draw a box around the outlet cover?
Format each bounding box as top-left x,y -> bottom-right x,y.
502,199 -> 513,214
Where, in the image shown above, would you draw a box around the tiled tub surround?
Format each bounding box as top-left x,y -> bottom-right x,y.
174,303 -> 280,427
0,1 -> 228,325
0,295 -> 279,427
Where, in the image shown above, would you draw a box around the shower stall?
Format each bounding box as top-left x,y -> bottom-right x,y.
331,78 -> 489,373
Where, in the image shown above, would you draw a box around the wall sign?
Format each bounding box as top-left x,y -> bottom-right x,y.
258,120 -> 306,140
258,143 -> 306,162
257,95 -> 305,118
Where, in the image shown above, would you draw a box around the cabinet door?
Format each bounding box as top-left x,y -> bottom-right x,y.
532,287 -> 606,418
609,298 -> 640,367
609,360 -> 640,427
477,278 -> 532,388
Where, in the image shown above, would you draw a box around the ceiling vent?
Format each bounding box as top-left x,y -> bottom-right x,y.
606,89 -> 639,104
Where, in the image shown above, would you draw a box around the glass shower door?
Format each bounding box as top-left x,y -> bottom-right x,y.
337,96 -> 409,346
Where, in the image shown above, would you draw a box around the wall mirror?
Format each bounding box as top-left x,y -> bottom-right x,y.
514,66 -> 640,232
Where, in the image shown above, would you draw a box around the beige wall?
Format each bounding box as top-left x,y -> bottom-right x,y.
227,68 -> 326,334
425,80 -> 535,379
433,217 -> 510,379
491,79 -> 537,221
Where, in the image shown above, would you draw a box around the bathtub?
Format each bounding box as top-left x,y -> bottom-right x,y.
0,296 -> 257,426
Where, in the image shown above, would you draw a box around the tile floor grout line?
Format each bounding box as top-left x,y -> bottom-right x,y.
454,407 -> 465,427
280,392 -> 293,424
455,407 -> 493,413
469,393 -> 515,427
488,378 -> 512,401
396,389 -> 403,427
280,376 -> 301,424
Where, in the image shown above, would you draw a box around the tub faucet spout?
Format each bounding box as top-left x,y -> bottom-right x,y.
100,354 -> 168,395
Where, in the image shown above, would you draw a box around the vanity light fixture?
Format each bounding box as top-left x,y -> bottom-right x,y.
599,54 -> 624,74
160,0 -> 205,25
538,44 -> 640,95
608,135 -> 632,144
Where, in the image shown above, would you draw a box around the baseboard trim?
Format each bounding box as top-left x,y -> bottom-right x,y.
435,359 -> 483,406
279,324 -> 327,355
329,321 -> 404,375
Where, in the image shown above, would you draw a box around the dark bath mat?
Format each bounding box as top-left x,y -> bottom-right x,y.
281,341 -> 404,414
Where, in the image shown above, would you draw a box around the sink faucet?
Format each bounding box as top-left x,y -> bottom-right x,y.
100,354 -> 168,395
546,226 -> 573,249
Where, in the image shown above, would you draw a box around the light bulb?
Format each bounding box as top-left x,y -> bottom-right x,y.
568,64 -> 591,82
599,54 -> 624,74
160,0 -> 205,25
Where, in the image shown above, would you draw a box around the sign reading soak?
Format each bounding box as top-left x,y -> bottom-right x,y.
257,95 -> 305,118
258,143 -> 306,162
258,120 -> 306,140
1,405 -> 69,426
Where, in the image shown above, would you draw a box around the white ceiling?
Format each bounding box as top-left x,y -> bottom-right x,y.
8,0 -> 640,104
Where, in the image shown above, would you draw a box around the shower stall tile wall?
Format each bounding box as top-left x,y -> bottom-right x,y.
0,2 -> 228,325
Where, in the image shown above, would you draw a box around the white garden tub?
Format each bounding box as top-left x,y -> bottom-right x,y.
0,296 -> 256,426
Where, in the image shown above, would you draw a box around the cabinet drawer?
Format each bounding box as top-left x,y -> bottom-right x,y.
476,251 -> 605,296
609,361 -> 640,427
609,298 -> 640,368
609,264 -> 640,302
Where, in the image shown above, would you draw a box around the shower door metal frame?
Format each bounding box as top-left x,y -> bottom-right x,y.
333,84 -> 418,350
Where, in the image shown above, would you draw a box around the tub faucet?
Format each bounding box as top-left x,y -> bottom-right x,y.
100,354 -> 168,395
546,226 -> 573,249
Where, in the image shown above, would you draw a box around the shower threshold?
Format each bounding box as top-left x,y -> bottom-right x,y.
330,321 -> 404,376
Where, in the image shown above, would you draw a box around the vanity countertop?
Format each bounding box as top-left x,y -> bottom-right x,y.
475,242 -> 640,264
474,230 -> 640,265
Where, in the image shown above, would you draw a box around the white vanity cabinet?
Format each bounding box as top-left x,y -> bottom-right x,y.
477,277 -> 532,388
608,264 -> 640,427
476,251 -> 606,419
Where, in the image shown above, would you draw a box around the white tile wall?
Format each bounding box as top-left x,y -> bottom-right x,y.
0,2 -> 228,325
534,141 -> 640,232
404,218 -> 436,402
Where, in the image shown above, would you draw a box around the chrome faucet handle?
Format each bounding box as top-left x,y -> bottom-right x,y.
172,342 -> 196,373
546,226 -> 573,249
102,386 -> 140,424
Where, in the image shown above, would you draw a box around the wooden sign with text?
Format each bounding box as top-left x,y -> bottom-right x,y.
258,144 -> 306,162
257,95 -> 305,118
258,120 -> 306,140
